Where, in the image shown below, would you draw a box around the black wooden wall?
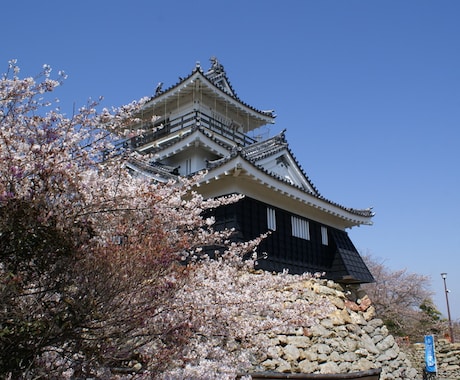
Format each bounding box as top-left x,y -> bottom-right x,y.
213,197 -> 331,273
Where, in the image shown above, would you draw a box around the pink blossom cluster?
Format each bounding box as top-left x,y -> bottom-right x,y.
0,61 -> 334,379
159,255 -> 334,379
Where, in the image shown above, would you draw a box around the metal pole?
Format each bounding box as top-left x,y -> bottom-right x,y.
441,273 -> 454,343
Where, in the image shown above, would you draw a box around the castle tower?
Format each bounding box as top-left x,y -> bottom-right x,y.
124,58 -> 374,284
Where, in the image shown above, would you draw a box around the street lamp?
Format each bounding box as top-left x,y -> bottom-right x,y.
441,273 -> 454,343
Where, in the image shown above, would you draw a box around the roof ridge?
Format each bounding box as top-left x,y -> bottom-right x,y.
145,58 -> 276,121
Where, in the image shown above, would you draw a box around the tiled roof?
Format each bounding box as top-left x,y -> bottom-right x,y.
242,130 -> 288,161
205,146 -> 374,219
127,157 -> 178,179
131,125 -> 373,220
240,130 -> 321,195
329,229 -> 375,283
204,56 -> 239,98
147,58 -> 275,120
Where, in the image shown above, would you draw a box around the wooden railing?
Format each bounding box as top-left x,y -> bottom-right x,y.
130,110 -> 256,149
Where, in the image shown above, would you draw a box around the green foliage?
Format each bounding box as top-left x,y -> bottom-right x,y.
419,299 -> 442,322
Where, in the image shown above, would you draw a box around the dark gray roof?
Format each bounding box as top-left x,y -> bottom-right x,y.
329,229 -> 375,283
127,157 -> 178,179
130,126 -> 374,220
242,130 -> 288,161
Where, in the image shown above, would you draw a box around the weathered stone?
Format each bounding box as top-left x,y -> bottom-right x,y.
362,305 -> 376,321
317,353 -> 328,363
363,318 -> 383,333
345,323 -> 361,334
342,351 -> 358,362
298,359 -> 318,373
354,358 -> 374,371
283,344 -> 300,362
278,335 -> 288,345
294,327 -> 305,336
329,309 -> 352,325
329,296 -> 345,309
378,324 -> 388,335
320,318 -> 334,329
357,295 -> 372,310
376,334 -> 395,351
240,278 -> 420,379
354,348 -> 369,357
345,338 -> 358,352
319,361 -> 339,374
316,343 -> 332,355
338,361 -> 351,372
275,358 -> 292,373
371,334 -> 384,344
308,323 -> 334,338
300,349 -> 317,362
358,333 -> 380,354
345,300 -> 361,312
261,359 -> 277,370
329,351 -> 341,362
312,283 -> 337,296
266,345 -> 281,359
349,310 -> 367,325
286,335 -> 310,348
384,347 -> 399,360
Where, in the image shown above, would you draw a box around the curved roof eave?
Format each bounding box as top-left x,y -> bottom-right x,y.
141,66 -> 276,125
147,127 -> 236,159
203,154 -> 374,228
242,129 -> 320,196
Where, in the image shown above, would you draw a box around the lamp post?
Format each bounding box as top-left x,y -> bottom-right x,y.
441,273 -> 454,343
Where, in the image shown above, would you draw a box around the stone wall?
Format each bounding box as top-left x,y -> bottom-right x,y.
405,339 -> 460,379
247,279 -> 419,380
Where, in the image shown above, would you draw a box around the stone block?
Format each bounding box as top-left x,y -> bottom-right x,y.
276,358 -> 292,373
283,344 -> 300,362
286,335 -> 311,348
358,333 -> 380,354
376,335 -> 395,351
298,359 -> 318,373
319,362 -> 339,374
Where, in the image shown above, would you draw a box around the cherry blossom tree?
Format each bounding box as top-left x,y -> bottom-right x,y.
0,61 -> 334,379
362,254 -> 441,342
0,60 -> 232,378
160,257 -> 333,379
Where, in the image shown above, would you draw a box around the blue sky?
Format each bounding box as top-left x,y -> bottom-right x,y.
2,1 -> 459,320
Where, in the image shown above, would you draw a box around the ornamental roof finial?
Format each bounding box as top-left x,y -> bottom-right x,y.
209,56 -> 224,74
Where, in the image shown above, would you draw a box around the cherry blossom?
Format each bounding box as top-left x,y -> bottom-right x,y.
0,61 -> 334,379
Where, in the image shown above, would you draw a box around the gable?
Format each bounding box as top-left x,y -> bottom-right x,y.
241,131 -> 318,194
204,56 -> 237,97
147,128 -> 233,159
255,152 -> 316,193
134,62 -> 275,136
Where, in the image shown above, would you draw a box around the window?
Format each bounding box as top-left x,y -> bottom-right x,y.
321,226 -> 328,245
185,158 -> 192,175
267,207 -> 277,231
291,216 -> 310,240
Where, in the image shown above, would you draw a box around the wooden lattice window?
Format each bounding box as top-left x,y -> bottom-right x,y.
321,226 -> 328,245
267,207 -> 277,231
291,216 -> 310,240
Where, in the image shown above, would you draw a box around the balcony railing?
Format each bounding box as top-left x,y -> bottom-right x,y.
130,110 -> 257,149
